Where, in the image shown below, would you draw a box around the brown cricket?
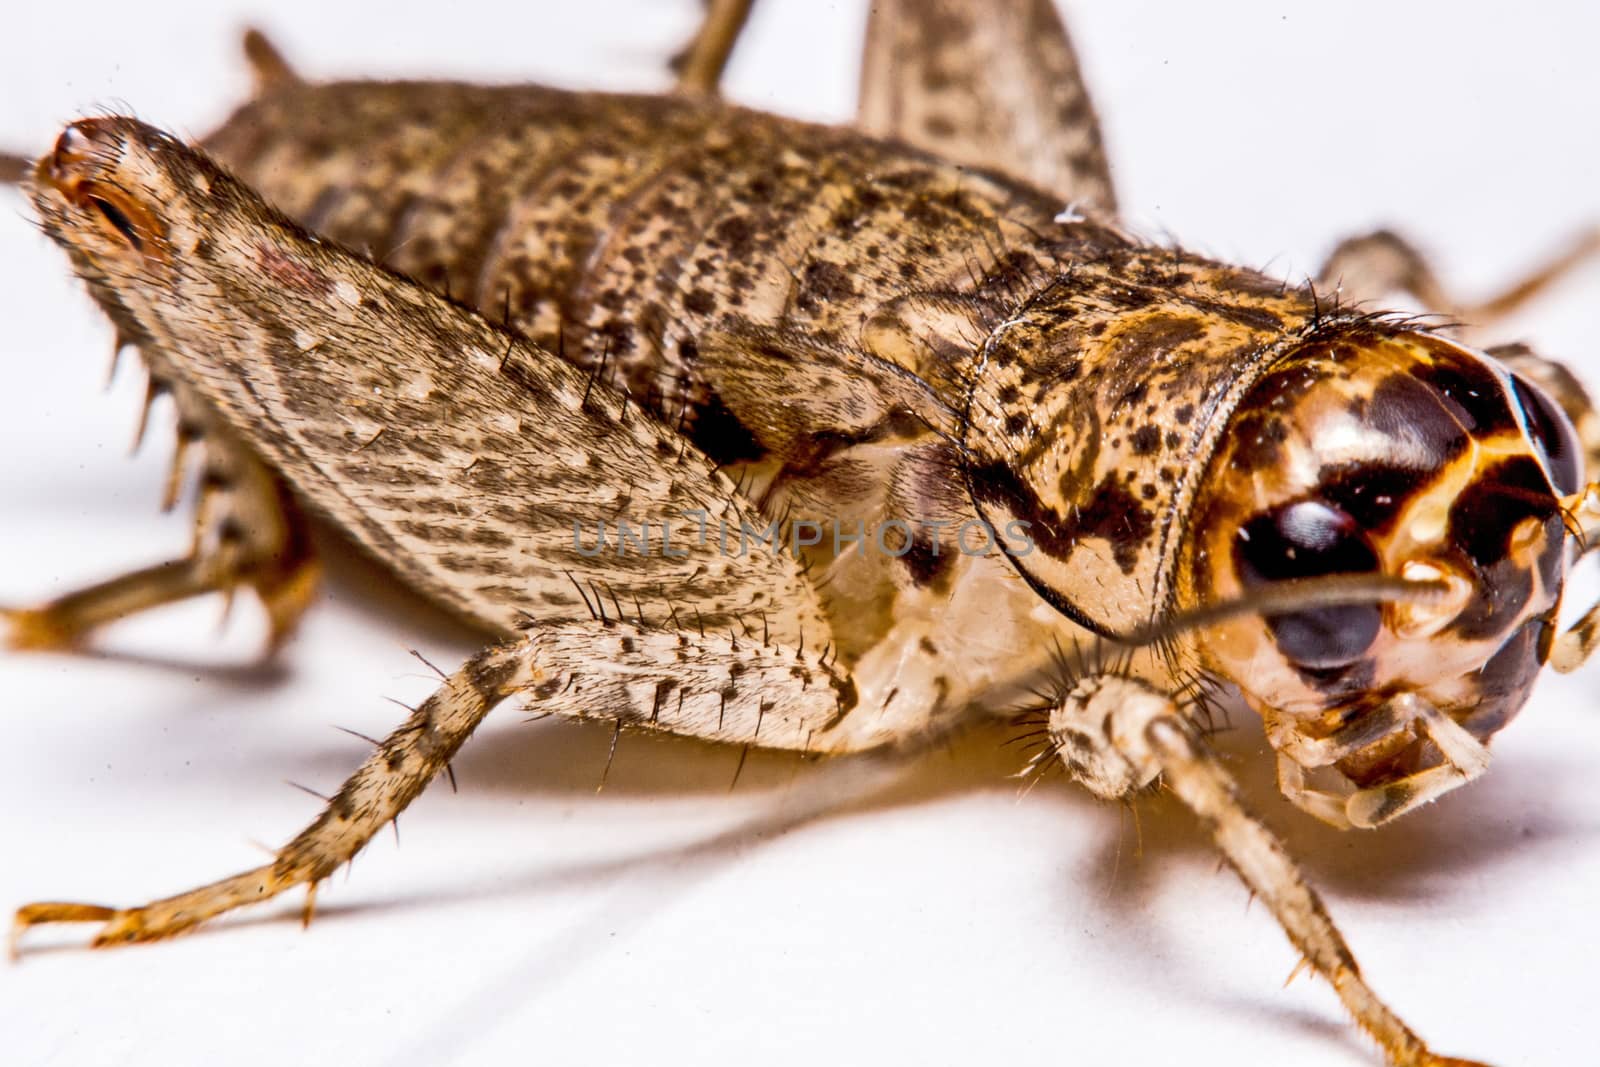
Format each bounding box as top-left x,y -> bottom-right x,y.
6,3 -> 1600,1065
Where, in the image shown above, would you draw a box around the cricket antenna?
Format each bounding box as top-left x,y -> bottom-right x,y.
0,153 -> 30,186
1111,572 -> 1452,651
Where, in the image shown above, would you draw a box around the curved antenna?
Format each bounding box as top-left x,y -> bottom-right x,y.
0,153 -> 30,186
1112,573 -> 1451,651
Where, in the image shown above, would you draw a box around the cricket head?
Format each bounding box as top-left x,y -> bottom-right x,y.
1180,322 -> 1591,826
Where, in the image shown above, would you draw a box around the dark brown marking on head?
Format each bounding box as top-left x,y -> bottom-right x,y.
1458,613 -> 1552,741
1227,411 -> 1288,474
1511,374 -> 1585,496
1130,425 -> 1160,455
1365,372 -> 1471,466
1447,455 -> 1561,641
1313,462 -> 1427,532
1410,350 -> 1518,436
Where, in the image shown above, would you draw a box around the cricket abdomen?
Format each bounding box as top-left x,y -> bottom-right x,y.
204,81 -> 1066,429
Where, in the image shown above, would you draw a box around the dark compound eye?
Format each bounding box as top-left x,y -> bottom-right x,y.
1511,374 -> 1583,496
1235,500 -> 1382,669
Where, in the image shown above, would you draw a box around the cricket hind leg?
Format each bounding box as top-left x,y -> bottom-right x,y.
11,614 -> 856,949
1042,673 -> 1489,1067
858,0 -> 1118,213
4,364 -> 320,655
671,0 -> 757,96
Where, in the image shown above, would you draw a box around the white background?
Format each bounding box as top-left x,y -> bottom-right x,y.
3,3 -> 1599,1065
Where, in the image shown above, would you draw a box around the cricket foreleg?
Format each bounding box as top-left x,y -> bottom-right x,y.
12,617 -> 851,950
1316,226 -> 1600,334
1044,674 -> 1488,1067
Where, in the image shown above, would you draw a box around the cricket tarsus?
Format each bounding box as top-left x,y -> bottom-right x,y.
1,392 -> 321,654
3,559 -> 234,651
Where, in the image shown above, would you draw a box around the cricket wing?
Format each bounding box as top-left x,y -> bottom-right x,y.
857,0 -> 1117,215
28,117 -> 829,647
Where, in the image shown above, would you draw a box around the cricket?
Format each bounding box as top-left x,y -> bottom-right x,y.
3,2 -> 1597,1064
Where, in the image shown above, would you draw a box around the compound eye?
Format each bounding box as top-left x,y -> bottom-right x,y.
1511,374 -> 1583,496
1235,500 -> 1382,669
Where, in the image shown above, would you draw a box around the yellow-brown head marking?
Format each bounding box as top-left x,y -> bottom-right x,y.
1183,321 -> 1580,809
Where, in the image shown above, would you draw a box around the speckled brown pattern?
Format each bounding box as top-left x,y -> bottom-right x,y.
199,78 -> 1325,642
10,8 -> 1600,1063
